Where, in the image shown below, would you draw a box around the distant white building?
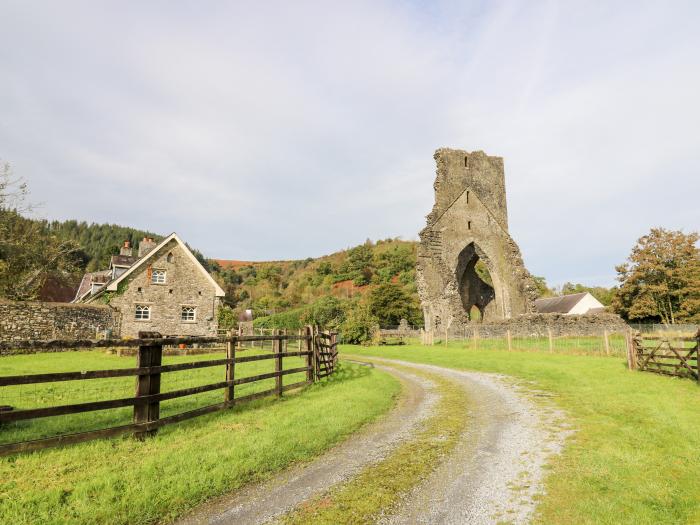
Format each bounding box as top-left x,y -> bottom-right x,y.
534,292 -> 605,315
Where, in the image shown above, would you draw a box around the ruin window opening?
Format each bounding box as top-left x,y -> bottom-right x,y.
167,252 -> 174,263
456,243 -> 495,323
466,191 -> 469,204
464,156 -> 469,168
468,221 -> 472,230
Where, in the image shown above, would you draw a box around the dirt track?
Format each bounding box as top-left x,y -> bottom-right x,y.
176,358 -> 570,525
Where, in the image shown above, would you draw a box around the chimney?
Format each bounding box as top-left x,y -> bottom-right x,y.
119,240 -> 133,257
138,237 -> 157,258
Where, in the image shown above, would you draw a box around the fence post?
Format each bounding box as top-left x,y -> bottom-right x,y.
298,328 -> 302,353
444,327 -> 448,346
274,329 -> 283,397
507,329 -> 512,352
225,331 -> 235,403
603,330 -> 610,356
547,328 -> 554,353
696,330 -> 700,385
237,325 -> 243,351
305,326 -> 314,382
473,327 -> 479,350
134,331 -> 163,440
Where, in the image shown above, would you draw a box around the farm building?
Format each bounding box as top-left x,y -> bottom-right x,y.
534,292 -> 605,315
73,233 -> 225,337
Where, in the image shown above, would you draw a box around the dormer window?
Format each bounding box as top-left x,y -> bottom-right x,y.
152,269 -> 166,284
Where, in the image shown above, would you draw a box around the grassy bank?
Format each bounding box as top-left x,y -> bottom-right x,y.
0,361 -> 400,524
346,343 -> 700,525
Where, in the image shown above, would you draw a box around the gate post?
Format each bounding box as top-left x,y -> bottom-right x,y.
134,331 -> 163,439
305,326 -> 314,382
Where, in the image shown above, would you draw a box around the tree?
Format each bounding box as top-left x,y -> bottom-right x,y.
302,296 -> 346,329
532,276 -> 554,298
0,163 -> 82,300
341,303 -> 378,344
368,282 -> 421,327
611,228 -> 700,324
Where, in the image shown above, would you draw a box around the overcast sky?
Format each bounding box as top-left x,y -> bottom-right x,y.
1,1 -> 698,286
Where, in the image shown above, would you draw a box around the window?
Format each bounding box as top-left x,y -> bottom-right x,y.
464,156 -> 469,168
135,305 -> 151,320
468,221 -> 472,230
466,191 -> 469,204
167,252 -> 174,263
181,306 -> 196,322
152,269 -> 166,284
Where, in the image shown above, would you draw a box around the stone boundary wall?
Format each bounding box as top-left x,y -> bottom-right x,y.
448,313 -> 629,338
0,301 -> 119,351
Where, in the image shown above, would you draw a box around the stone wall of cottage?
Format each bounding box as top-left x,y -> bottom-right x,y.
106,239 -> 220,338
0,300 -> 118,348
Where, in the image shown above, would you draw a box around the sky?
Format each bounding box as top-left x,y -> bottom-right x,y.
1,1 -> 698,287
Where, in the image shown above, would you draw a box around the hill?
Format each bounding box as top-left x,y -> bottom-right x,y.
210,238 -> 422,330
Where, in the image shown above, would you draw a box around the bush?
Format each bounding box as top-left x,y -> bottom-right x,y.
341,303 -> 378,344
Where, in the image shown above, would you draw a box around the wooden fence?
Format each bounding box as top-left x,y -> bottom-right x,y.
627,331 -> 699,383
0,327 -> 338,456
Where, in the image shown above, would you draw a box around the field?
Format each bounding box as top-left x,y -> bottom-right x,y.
347,342 -> 700,524
0,353 -> 400,524
0,347 -> 312,444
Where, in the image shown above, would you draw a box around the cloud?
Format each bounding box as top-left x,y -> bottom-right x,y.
1,0 -> 698,286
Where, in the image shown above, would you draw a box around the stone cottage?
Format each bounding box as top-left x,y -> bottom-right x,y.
73,234 -> 225,337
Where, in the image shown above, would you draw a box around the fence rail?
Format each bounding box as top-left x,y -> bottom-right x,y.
0,327 -> 338,456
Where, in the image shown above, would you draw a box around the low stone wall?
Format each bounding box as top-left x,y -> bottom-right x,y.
448,313 -> 629,338
0,301 -> 119,348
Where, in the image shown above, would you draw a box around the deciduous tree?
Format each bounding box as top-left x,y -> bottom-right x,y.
612,228 -> 699,324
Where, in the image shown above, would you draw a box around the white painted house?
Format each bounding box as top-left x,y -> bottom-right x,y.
534,292 -> 605,315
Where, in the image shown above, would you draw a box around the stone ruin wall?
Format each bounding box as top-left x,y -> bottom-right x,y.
446,313 -> 629,338
0,301 -> 119,354
416,147 -> 626,335
417,148 -> 538,331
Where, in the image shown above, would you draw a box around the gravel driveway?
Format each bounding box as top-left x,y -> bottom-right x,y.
176,358 -> 570,525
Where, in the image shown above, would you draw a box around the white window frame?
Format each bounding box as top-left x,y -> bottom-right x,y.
135,305 -> 151,321
181,306 -> 196,322
151,269 -> 166,284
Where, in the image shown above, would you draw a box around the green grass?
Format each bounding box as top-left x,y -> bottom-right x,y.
346,342 -> 700,525
0,359 -> 400,525
0,348 -> 314,444
281,364 -> 469,524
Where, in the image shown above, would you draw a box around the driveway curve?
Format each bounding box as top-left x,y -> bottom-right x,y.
176,358 -> 570,525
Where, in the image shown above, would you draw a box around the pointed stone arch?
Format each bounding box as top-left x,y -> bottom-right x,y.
417,148 -> 537,330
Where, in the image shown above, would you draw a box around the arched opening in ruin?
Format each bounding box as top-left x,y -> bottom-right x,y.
456,243 -> 496,322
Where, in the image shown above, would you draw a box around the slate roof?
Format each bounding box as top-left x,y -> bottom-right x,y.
73,270 -> 112,302
534,292 -> 588,314
110,255 -> 139,267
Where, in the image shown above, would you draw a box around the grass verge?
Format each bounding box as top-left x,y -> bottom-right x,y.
347,343 -> 700,525
0,362 -> 400,525
280,361 -> 469,525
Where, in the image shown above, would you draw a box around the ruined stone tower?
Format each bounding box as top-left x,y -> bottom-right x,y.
417,148 -> 537,330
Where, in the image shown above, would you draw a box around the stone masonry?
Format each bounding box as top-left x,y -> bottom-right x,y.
101,238 -> 221,338
417,148 -> 538,331
0,300 -> 117,346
